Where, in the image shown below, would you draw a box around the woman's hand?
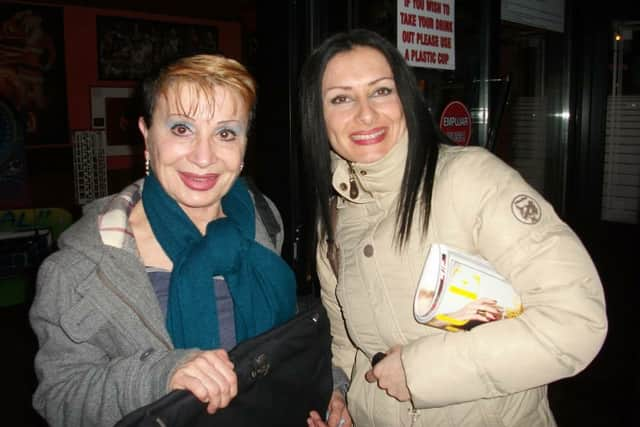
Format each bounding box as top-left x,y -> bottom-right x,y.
307,390 -> 352,427
168,349 -> 237,414
451,297 -> 502,322
365,346 -> 411,401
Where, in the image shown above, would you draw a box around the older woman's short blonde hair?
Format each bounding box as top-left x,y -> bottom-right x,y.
141,54 -> 257,127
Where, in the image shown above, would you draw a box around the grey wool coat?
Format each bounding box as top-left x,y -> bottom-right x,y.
29,179 -> 284,427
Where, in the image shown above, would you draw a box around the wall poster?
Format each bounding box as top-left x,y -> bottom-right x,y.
0,3 -> 68,207
0,3 -> 68,147
97,16 -> 219,81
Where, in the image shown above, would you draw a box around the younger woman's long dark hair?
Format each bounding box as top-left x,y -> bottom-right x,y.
299,28 -> 445,249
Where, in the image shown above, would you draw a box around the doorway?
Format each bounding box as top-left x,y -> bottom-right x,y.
603,21 -> 640,225
494,20 -> 570,214
546,7 -> 639,426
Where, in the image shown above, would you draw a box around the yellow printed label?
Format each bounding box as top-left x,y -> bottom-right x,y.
435,313 -> 469,326
448,285 -> 477,300
505,305 -> 524,318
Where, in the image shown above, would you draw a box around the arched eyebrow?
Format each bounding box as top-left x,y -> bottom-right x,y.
164,114 -> 245,128
216,119 -> 244,126
324,76 -> 394,92
368,76 -> 394,86
167,113 -> 194,120
215,119 -> 246,131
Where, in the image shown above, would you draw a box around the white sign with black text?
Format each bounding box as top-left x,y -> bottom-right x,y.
397,0 -> 455,70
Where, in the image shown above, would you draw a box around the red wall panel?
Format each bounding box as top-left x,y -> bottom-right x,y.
63,6 -> 242,134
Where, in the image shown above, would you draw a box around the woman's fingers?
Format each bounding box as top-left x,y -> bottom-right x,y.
307,410 -> 327,427
332,404 -> 352,427
456,298 -> 502,322
169,349 -> 238,413
363,347 -> 411,402
170,372 -> 221,410
199,350 -> 238,399
472,298 -> 503,321
326,391 -> 352,427
307,391 -> 352,427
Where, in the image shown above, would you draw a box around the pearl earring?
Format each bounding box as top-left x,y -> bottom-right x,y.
145,158 -> 150,176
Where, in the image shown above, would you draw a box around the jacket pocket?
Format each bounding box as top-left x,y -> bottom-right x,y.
60,297 -> 108,343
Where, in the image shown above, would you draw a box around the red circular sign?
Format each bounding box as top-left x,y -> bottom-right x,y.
439,101 -> 472,146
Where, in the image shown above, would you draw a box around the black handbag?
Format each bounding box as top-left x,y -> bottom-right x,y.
115,299 -> 333,427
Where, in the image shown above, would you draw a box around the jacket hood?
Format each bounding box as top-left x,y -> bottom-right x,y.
56,179 -> 144,264
56,196 -> 113,264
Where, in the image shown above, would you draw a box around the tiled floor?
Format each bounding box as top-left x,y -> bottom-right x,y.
4,222 -> 634,426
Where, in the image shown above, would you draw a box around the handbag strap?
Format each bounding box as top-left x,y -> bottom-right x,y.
245,177 -> 281,248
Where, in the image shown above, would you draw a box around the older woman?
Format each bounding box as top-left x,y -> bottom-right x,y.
29,54 -> 297,427
300,29 -> 607,427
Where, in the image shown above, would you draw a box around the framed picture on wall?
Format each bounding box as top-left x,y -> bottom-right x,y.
96,16 -> 219,81
90,87 -> 143,154
0,3 -> 68,146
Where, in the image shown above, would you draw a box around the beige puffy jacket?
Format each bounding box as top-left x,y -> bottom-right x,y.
317,140 -> 607,427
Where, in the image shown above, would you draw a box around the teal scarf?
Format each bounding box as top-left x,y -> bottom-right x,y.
142,173 -> 297,349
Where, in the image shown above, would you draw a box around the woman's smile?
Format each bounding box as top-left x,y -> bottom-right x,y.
350,127 -> 387,145
178,172 -> 219,191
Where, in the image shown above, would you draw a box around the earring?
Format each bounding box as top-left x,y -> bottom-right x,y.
239,162 -> 244,171
145,158 -> 150,176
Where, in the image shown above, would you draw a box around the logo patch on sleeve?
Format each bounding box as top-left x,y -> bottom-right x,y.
511,194 -> 542,224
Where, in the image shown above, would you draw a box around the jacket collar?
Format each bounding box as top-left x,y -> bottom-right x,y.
331,132 -> 408,204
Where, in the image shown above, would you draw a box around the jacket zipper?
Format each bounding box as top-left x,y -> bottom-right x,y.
347,161 -> 360,199
97,268 -> 173,350
346,159 -> 420,425
409,407 -> 420,427
347,161 -> 374,200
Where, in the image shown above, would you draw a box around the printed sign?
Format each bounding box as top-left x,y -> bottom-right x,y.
397,0 -> 455,69
439,101 -> 471,146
